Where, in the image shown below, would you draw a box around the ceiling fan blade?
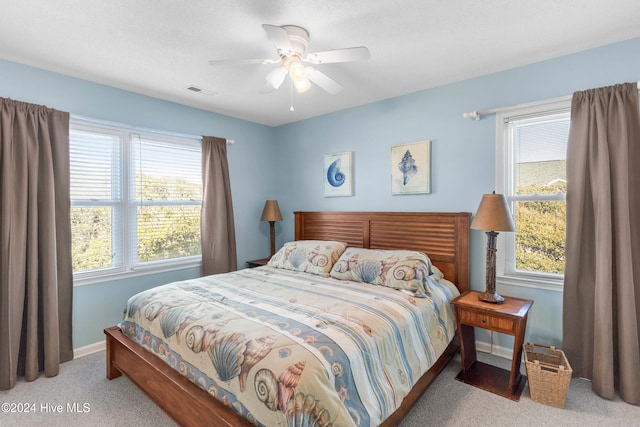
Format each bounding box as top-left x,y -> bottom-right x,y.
266,67 -> 287,88
306,67 -> 343,94
304,46 -> 370,64
259,67 -> 287,94
258,81 -> 277,94
208,58 -> 280,66
262,24 -> 293,53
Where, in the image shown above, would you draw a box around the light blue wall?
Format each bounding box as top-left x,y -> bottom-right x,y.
273,37 -> 640,351
2,36 -> 639,352
0,59 -> 277,347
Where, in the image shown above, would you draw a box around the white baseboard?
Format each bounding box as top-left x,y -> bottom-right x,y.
476,340 -> 492,354
476,341 -> 514,359
476,338 -> 524,363
73,341 -> 105,359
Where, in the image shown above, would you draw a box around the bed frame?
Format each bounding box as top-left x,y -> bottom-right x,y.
105,211 -> 470,427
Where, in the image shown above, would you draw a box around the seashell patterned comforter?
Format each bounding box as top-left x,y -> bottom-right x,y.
120,265 -> 459,427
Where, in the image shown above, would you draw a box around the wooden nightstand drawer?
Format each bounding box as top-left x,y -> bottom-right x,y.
457,310 -> 516,334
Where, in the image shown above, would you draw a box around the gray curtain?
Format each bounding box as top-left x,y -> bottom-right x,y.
563,83 -> 640,405
201,136 -> 237,275
0,98 -> 73,390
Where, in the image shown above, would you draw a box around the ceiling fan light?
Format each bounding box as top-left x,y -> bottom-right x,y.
288,60 -> 306,80
294,77 -> 311,93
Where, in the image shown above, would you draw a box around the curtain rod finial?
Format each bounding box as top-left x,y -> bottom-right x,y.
463,111 -> 479,120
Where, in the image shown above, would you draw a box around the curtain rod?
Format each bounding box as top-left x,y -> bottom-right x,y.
463,81 -> 640,120
70,114 -> 235,144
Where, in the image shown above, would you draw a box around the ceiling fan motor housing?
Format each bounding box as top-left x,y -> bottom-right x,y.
280,25 -> 309,57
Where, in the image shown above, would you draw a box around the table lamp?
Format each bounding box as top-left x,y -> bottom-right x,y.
470,192 -> 515,303
260,200 -> 282,257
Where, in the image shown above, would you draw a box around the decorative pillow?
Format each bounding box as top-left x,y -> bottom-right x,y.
431,264 -> 444,281
330,248 -> 434,297
267,240 -> 348,277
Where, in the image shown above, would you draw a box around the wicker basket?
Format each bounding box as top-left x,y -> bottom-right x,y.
524,343 -> 572,408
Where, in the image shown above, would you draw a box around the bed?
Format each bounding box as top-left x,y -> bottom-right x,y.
105,211 -> 470,427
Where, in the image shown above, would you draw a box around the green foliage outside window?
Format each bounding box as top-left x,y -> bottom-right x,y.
71,207 -> 113,272
137,205 -> 201,263
514,181 -> 566,275
135,173 -> 201,264
71,173 -> 201,273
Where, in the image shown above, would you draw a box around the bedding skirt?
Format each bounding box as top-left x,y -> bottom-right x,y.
120,266 -> 459,427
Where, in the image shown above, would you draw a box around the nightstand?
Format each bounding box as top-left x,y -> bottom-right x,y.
451,290 -> 533,401
246,258 -> 269,268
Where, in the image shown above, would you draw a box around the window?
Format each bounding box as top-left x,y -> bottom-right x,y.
70,120 -> 202,284
496,100 -> 569,290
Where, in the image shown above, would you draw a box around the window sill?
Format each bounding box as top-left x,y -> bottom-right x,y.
73,259 -> 202,287
496,273 -> 563,292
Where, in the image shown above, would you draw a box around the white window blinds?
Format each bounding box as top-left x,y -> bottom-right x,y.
130,136 -> 202,264
496,102 -> 569,286
69,121 -> 202,283
70,128 -> 123,273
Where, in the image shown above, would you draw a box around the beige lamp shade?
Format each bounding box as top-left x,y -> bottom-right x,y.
470,193 -> 515,232
260,200 -> 283,222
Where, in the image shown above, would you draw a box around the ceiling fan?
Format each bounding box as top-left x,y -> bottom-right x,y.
208,24 -> 370,95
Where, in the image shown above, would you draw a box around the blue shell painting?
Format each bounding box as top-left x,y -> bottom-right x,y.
327,159 -> 345,187
391,140 -> 431,194
324,152 -> 353,197
397,150 -> 417,185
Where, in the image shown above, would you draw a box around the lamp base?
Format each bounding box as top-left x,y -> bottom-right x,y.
478,291 -> 505,304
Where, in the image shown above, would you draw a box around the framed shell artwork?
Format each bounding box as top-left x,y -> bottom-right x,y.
391,140 -> 431,194
323,151 -> 353,197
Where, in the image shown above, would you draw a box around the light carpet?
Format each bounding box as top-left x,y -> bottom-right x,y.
1,350 -> 638,426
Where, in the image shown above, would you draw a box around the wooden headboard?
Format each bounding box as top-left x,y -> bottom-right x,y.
294,211 -> 470,293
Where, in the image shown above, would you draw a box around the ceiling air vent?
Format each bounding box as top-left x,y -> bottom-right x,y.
186,85 -> 217,96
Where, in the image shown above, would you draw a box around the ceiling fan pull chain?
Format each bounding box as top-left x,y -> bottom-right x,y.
290,80 -> 295,112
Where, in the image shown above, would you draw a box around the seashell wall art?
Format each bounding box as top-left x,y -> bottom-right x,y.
323,151 -> 353,197
390,140 -> 431,194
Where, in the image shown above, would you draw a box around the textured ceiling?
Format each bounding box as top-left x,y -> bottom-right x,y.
2,1 -> 640,126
